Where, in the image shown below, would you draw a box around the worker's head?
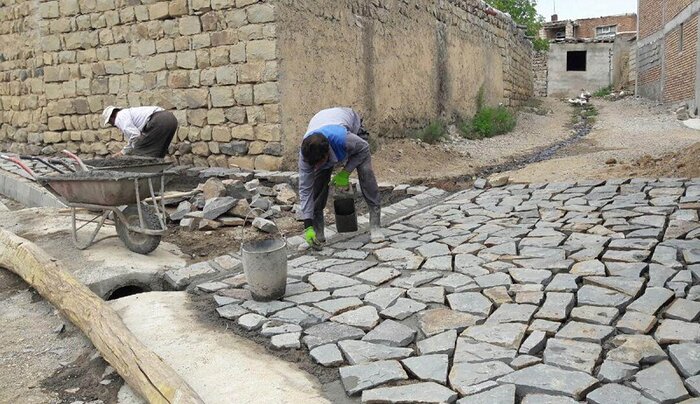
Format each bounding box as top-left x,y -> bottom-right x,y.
301,133 -> 330,169
101,106 -> 121,126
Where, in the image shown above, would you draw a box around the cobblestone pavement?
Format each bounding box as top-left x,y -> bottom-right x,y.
204,178 -> 700,403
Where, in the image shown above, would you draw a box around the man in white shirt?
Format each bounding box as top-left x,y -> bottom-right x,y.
102,106 -> 178,158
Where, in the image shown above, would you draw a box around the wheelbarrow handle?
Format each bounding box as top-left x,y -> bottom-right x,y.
62,150 -> 89,171
0,154 -> 37,180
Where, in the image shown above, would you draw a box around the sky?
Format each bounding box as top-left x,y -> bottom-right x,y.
535,0 -> 637,21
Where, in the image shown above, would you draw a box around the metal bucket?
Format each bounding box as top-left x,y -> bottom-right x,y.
334,196 -> 358,233
240,211 -> 287,301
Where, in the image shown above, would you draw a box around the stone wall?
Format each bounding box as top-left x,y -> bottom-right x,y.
533,50 -> 548,97
612,33 -> 637,90
0,0 -> 533,170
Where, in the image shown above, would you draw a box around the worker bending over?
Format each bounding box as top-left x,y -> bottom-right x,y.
102,106 -> 178,158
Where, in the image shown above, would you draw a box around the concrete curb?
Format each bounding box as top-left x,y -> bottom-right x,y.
0,166 -> 65,208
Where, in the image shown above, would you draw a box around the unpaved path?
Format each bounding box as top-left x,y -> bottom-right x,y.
505,98 -> 700,182
372,98 -> 571,183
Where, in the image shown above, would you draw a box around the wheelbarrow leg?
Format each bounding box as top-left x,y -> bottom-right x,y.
71,207 -> 109,250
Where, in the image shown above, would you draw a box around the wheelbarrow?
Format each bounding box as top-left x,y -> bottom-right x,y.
36,171 -> 168,254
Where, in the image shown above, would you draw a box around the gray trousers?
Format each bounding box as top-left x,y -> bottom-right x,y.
131,111 -> 178,158
312,158 -> 381,222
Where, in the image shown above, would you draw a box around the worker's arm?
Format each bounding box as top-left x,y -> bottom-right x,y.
117,122 -> 142,155
343,132 -> 371,174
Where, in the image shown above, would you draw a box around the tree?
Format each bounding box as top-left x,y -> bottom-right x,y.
485,0 -> 549,50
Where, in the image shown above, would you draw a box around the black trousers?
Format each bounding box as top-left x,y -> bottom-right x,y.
131,111 -> 178,158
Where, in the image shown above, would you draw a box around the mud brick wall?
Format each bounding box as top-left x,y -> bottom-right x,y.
533,50 -> 548,97
575,14 -> 637,39
0,0 -> 534,170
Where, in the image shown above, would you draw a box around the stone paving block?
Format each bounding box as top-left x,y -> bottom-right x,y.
303,322 -> 365,349
380,298 -> 427,320
607,335 -> 668,365
528,319 -> 562,335
605,262 -> 647,278
616,311 -> 657,334
447,292 -> 493,317
510,355 -> 542,369
164,261 -> 216,289
449,361 -> 513,396
338,340 -> 413,365
627,287 -> 675,315
455,384 -> 516,404
390,272 -> 442,289
375,247 -> 417,261
416,330 -> 457,356
214,295 -> 239,307
475,272 -> 512,288
401,354 -> 449,384
363,319 -> 416,347
285,291 -> 330,305
327,260 -> 377,277
556,321 -> 614,343
422,255 -> 454,271
339,360 -> 408,396
461,323 -> 527,349
652,245 -> 683,268
520,394 -> 578,404
419,308 -> 481,337
260,321 -> 303,336
665,298 -> 700,321
364,288 -> 406,310
655,319 -> 700,344
216,303 -> 249,320
603,249 -> 652,263
331,306 -> 380,331
543,337 -> 602,373
508,268 -> 552,284
483,286 -> 514,306
669,343 -> 700,377
648,264 -> 678,287
584,276 -> 645,297
237,313 -> 267,331
271,307 -> 318,326
434,273 -> 478,293
356,267 -> 402,286
577,285 -> 632,308
587,384 -> 655,404
331,284 -> 376,299
407,286 -> 445,304
519,331 -> 547,355
486,303 -> 537,324
496,364 -> 598,399
271,332 -> 301,349
570,260 -> 606,276
545,274 -> 579,292
308,272 -> 361,291
361,382 -> 458,404
310,343 -> 345,367
416,242 -> 451,258
632,360 -> 690,403
535,292 -> 575,321
685,375 -> 700,396
453,339 -> 517,363
597,359 -> 638,383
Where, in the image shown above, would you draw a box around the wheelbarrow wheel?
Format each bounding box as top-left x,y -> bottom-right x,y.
115,204 -> 161,254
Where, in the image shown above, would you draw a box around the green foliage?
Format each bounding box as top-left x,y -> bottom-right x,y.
593,86 -> 613,98
486,0 -> 543,38
533,37 -> 550,51
415,120 -> 448,144
467,106 -> 517,138
476,86 -> 486,111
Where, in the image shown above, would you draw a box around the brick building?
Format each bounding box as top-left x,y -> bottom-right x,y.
637,0 -> 700,109
540,14 -> 637,40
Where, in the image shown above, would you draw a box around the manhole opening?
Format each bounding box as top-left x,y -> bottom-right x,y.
106,284 -> 151,300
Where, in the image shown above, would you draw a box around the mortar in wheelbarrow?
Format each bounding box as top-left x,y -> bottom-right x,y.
240,214 -> 287,301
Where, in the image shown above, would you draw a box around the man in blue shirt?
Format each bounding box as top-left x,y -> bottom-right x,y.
298,108 -> 383,248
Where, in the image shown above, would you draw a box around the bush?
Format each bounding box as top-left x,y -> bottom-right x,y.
593,86 -> 612,98
533,38 -> 550,51
470,106 -> 517,138
415,120 -> 447,144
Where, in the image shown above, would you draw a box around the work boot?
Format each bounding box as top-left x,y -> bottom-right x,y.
369,206 -> 385,243
313,211 -> 326,243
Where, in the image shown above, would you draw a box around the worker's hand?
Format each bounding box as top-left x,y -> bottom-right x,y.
305,227 -> 319,247
331,170 -> 350,188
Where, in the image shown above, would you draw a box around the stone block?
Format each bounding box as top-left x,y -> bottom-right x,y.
232,124 -> 255,140
254,155 -> 282,171
169,0 -> 188,16
212,127 -> 232,142
179,16 -> 202,35
246,39 -> 276,60
234,85 -> 253,105
254,124 -> 281,142
216,65 -> 237,84
210,86 -> 235,107
230,42 -> 246,63
148,2 -> 169,19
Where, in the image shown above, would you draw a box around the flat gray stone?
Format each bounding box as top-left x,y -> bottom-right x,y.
520,394 -> 578,404
401,354 -> 449,384
628,287 -> 675,315
270,332 -> 301,349
609,238 -> 659,250
328,261 -> 377,277
461,323 -> 528,349
447,292 -> 493,317
271,307 -> 318,326
310,343 -> 345,367
338,340 -> 413,365
422,255 -> 454,271
486,304 -> 537,324
497,364 -> 598,399
453,339 -> 517,363
314,297 -> 364,315
555,321 -> 614,344
535,293 -> 575,321
308,272 -> 361,291
390,272 -> 442,289
655,319 -> 700,344
597,359 -> 638,382
545,274 -> 579,292
356,267 -> 401,286
649,264 -> 678,287
665,299 -> 700,321
333,284 -> 377,298
303,322 -> 365,349
603,249 -> 651,263
584,276 -> 645,297
456,384 -> 515,404
361,382 -> 458,404
380,298 -> 427,320
417,242 -> 451,258
375,247 -> 416,262
434,273 -> 477,293
606,262 -> 647,278
577,285 -> 632,308
587,384 -> 655,404
216,303 -> 249,320
570,305 -> 620,325
202,196 -> 237,220
339,360 -> 408,396
416,330 -> 457,356
543,338 -> 601,373
363,319 -> 416,347
260,321 -> 302,336
364,288 -> 406,310
449,361 -> 513,395
332,306 -> 381,331
508,268 -> 552,284
652,245 -> 682,268
669,343 -> 700,377
633,360 -> 690,403
483,286 -> 513,306
510,355 -> 542,369
240,300 -> 294,316
686,375 -> 700,396
519,331 -> 547,355
419,308 -> 481,337
616,311 -> 657,334
570,260 -> 606,276
607,335 -> 668,365
237,313 -> 267,330
475,273 -> 512,288
407,286 -> 445,304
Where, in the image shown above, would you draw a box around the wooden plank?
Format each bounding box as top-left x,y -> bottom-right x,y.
0,230 -> 204,404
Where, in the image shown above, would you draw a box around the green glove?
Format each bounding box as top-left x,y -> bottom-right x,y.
304,227 -> 317,246
331,170 -> 350,188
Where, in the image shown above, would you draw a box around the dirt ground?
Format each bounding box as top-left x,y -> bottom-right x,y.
505,98 -> 700,182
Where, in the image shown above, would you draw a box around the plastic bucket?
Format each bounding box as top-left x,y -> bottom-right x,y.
334,197 -> 358,233
240,210 -> 287,301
